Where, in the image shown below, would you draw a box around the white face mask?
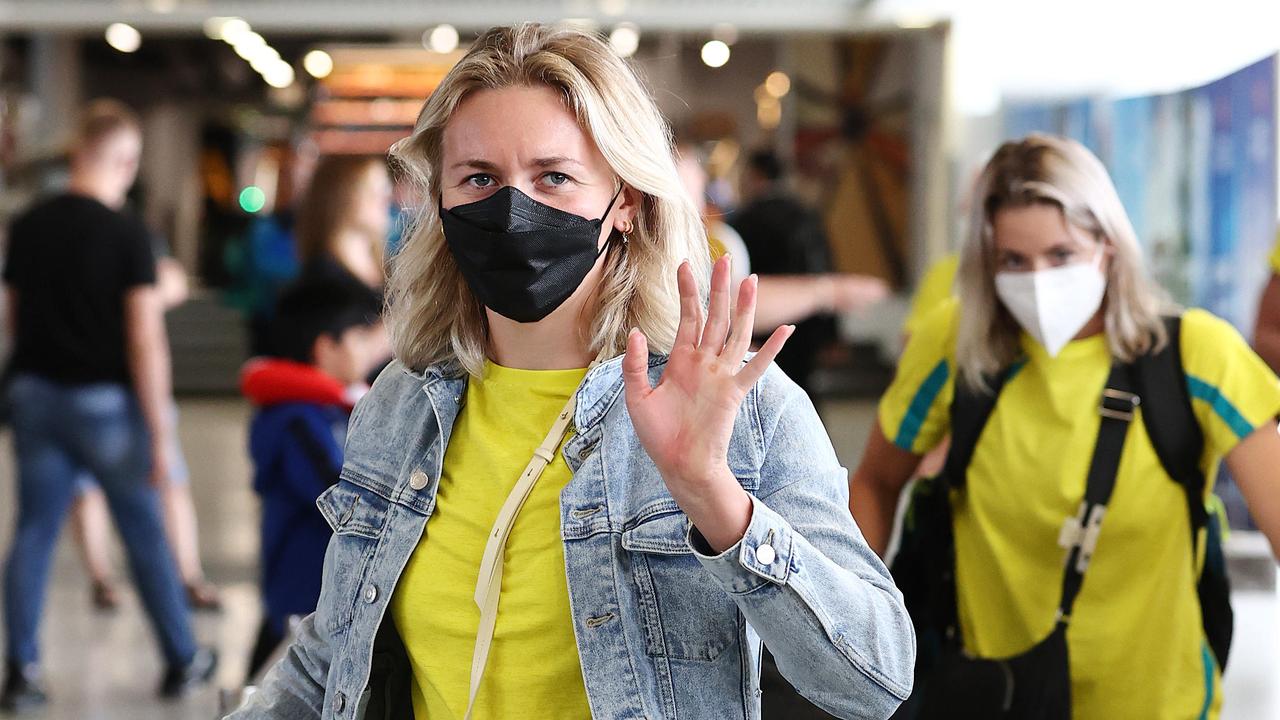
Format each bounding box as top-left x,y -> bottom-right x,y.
994,255 -> 1107,358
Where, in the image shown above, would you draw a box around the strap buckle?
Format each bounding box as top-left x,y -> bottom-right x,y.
1058,503 -> 1107,574
1099,388 -> 1140,421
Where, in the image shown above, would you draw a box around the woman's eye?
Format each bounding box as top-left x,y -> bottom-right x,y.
1050,248 -> 1075,264
466,174 -> 495,189
999,256 -> 1024,271
541,172 -> 572,187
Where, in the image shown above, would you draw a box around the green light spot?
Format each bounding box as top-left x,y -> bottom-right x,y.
239,186 -> 266,213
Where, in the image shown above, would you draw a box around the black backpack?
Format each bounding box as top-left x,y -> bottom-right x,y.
889,316 -> 1233,717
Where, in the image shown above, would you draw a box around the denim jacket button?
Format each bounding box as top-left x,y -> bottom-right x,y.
335,692 -> 346,713
409,470 -> 430,491
755,544 -> 776,566
577,446 -> 592,461
364,584 -> 378,603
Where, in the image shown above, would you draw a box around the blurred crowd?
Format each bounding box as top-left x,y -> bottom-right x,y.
2,21 -> 1280,720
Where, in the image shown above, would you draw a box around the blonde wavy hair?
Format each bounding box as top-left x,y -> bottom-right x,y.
387,23 -> 710,376
955,133 -> 1173,390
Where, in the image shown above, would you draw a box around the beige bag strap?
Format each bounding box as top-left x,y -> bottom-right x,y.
462,349 -> 608,720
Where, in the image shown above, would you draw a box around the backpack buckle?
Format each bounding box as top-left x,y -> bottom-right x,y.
1099,389 -> 1140,421
1058,502 -> 1107,573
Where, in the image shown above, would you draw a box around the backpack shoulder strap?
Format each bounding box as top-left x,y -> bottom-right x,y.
942,367 -> 1012,491
1134,315 -> 1209,531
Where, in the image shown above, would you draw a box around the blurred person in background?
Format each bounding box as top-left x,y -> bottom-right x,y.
239,276 -> 384,682
71,250 -> 223,613
729,150 -> 886,398
294,155 -> 393,290
1253,230 -> 1280,373
851,134 -> 1280,718
675,143 -> 752,284
677,147 -> 886,358
232,23 -> 912,720
1,99 -> 216,709
289,154 -> 393,378
240,138 -> 320,357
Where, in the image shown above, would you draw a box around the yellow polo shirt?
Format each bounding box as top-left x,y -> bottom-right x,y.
880,300 -> 1280,719
391,361 -> 592,719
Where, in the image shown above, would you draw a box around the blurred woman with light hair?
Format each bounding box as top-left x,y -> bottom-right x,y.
851,133 -> 1280,718
232,22 -> 913,720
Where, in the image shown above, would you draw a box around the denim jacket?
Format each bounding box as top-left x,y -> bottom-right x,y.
229,354 -> 915,720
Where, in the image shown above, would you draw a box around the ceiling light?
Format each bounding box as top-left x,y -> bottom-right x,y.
303,50 -> 334,79
764,71 -> 791,98
250,47 -> 282,73
105,23 -> 141,53
701,40 -> 730,68
427,24 -> 459,53
218,17 -> 251,44
263,62 -> 296,89
233,31 -> 266,50
203,17 -> 230,39
609,24 -> 640,58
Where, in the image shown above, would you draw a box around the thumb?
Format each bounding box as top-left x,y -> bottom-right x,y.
622,328 -> 653,401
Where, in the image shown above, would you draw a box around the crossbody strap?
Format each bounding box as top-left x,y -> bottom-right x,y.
462,349 -> 608,720
1053,362 -> 1139,624
943,366 -> 1016,491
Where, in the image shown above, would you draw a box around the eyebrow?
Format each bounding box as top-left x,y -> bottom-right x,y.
531,156 -> 583,169
449,156 -> 584,172
451,159 -> 500,172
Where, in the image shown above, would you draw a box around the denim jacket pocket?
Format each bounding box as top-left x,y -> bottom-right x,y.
622,509 -> 741,662
317,480 -> 391,539
315,480 -> 389,632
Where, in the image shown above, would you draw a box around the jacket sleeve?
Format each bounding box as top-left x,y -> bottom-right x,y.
225,534 -> 342,718
687,366 -> 915,719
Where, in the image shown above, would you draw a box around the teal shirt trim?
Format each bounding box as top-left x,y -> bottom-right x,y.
893,360 -> 949,451
1186,374 -> 1254,440
1198,642 -> 1214,720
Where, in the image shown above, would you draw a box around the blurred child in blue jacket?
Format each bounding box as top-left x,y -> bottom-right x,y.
239,276 -> 384,681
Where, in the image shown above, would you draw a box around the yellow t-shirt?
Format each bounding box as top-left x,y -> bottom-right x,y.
390,361 -> 593,720
1270,231 -> 1280,273
902,254 -> 959,336
879,300 -> 1280,720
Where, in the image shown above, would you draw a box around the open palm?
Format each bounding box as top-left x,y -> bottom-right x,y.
623,256 -> 793,521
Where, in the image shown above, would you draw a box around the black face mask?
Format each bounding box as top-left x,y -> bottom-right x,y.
440,186 -> 621,323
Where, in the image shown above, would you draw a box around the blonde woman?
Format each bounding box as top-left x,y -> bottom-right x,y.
232,23 -> 913,720
851,134 -> 1280,718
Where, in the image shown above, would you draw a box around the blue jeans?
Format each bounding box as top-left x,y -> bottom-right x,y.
3,374 -> 197,667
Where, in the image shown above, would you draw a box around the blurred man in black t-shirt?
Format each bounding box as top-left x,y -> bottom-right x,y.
1,100 -> 215,710
729,151 -> 839,398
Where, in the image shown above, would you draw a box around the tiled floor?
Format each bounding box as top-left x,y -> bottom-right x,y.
0,396 -> 1272,718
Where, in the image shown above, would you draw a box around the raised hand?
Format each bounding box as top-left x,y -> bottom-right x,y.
623,255 -> 794,552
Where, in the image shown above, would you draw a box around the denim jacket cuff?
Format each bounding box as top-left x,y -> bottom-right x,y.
688,495 -> 794,594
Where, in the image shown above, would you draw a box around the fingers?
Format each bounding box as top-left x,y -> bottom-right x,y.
699,255 -> 732,352
674,261 -> 701,351
622,328 -> 654,400
726,274 -> 758,360
736,324 -> 795,390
